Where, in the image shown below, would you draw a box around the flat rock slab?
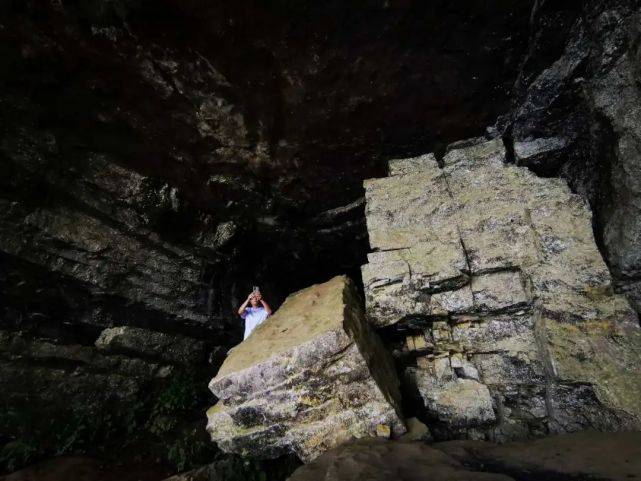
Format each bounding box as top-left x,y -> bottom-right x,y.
95,326 -> 205,365
287,438 -> 516,481
206,275 -> 404,462
288,431 -> 641,481
434,430 -> 641,481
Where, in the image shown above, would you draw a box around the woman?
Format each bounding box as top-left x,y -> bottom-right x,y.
237,290 -> 272,340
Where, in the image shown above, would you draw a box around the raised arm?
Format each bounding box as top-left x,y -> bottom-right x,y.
259,297 -> 272,316
238,293 -> 252,316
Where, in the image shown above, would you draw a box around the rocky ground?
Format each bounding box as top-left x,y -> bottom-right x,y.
287,431 -> 641,481
0,456 -> 172,481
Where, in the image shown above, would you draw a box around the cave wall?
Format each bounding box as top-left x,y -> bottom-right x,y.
498,0 -> 641,316
1,0 -> 533,334
0,0 -> 534,470
3,0 -> 641,474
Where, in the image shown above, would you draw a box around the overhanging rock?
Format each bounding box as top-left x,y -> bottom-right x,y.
206,275 -> 404,462
362,137 -> 641,440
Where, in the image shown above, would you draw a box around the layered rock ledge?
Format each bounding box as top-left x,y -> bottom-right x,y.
362,137 -> 641,440
206,275 -> 404,462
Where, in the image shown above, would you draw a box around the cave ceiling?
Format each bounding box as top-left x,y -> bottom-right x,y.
3,0 -> 533,214
1,0 -> 534,303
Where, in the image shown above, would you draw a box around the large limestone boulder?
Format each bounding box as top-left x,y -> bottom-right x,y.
206,275 -> 404,462
362,137 -> 641,440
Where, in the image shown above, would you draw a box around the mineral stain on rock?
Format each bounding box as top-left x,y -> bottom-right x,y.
206,276 -> 404,462
362,137 -> 641,441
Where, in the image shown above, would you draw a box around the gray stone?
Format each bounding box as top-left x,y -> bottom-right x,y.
503,2 -> 641,319
400,417 -> 432,442
206,276 -> 405,462
388,153 -> 439,176
0,200 -> 207,324
411,368 -> 496,429
470,271 -> 529,312
443,137 -> 506,167
361,137 -> 641,440
514,137 -> 568,165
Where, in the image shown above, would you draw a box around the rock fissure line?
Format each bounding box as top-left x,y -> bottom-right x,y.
206,276 -> 405,462
204,134 -> 641,466
361,137 -> 641,441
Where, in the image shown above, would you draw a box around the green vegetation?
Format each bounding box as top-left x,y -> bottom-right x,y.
0,441 -> 39,473
53,400 -> 143,454
146,371 -> 217,471
149,372 -> 201,423
0,396 -> 146,473
167,432 -> 212,472
0,370 -> 219,474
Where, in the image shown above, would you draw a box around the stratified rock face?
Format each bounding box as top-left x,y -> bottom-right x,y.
0,155 -> 209,325
0,149 -> 228,466
95,326 -> 206,366
206,275 -> 404,463
499,0 -> 641,318
361,138 -> 641,440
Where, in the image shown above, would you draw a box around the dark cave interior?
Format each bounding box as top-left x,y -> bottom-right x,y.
1,0 -> 534,327
7,1 -> 641,478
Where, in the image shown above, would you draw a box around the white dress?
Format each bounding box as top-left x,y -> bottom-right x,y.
242,307 -> 269,340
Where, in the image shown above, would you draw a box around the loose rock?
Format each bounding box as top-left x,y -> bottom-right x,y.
206,276 -> 405,462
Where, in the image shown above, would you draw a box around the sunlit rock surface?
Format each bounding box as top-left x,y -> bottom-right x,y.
362,138 -> 641,440
206,275 -> 404,462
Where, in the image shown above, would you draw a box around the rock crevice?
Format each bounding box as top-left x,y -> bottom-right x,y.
362,137 -> 641,440
206,275 -> 405,463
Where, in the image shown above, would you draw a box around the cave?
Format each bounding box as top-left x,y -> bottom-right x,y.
2,0 -> 641,480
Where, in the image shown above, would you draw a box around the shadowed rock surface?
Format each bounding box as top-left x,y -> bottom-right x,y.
2,0 -> 641,477
286,431 -> 641,481
206,276 -> 404,462
435,430 -> 641,481
0,456 -> 171,481
288,439 -> 516,481
498,0 -> 641,317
